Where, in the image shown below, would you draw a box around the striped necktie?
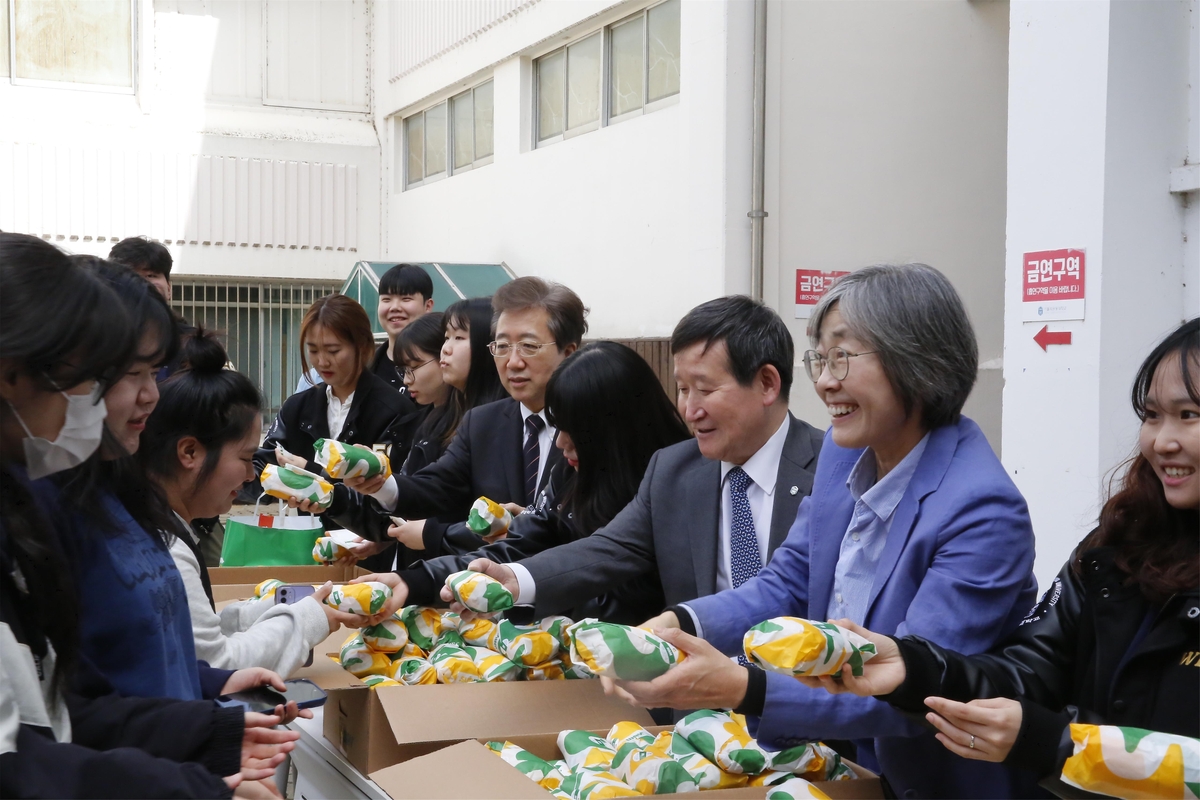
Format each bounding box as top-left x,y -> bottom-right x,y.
523,414 -> 546,506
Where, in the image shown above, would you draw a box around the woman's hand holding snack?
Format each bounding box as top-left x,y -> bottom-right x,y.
795,619 -> 907,697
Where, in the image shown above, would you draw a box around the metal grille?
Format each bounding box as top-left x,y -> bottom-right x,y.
171,277 -> 343,420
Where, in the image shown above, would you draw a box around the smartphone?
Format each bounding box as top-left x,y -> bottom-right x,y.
389,515 -> 407,527
276,584 -> 318,666
218,679 -> 327,714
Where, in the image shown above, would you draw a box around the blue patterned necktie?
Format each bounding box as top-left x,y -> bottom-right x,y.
523,414 -> 545,506
727,466 -> 762,667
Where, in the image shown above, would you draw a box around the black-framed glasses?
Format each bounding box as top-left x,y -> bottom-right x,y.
802,347 -> 878,382
488,340 -> 557,358
402,358 -> 437,382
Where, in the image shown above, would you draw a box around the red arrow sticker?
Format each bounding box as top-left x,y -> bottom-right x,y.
1033,325 -> 1072,351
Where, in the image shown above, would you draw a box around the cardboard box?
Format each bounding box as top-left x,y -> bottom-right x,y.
288,627 -> 364,690
323,680 -> 656,776
208,564 -> 366,603
369,735 -> 883,800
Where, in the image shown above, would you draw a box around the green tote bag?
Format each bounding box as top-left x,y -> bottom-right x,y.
219,495 -> 325,567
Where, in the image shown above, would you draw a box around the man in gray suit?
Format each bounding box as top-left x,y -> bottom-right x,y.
454,295 -> 825,640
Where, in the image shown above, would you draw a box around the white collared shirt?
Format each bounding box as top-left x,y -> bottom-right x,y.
326,386 -> 354,441
715,414 -> 790,592
519,404 -> 556,495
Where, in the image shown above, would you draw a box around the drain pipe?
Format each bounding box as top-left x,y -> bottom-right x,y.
747,0 -> 768,302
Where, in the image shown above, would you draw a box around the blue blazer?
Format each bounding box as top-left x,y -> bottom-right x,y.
685,416 -> 1040,799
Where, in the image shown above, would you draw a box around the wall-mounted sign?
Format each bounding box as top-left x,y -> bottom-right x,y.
794,269 -> 850,319
1022,248 -> 1085,321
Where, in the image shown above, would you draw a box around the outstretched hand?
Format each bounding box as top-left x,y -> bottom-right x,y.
327,572 -> 408,627
439,559 -> 519,620
601,627 -> 748,710
794,618 -> 906,697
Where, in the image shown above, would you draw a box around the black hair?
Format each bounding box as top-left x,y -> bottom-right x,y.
0,233 -> 138,693
140,329 -> 263,496
73,256 -> 180,371
671,296 -> 794,401
446,296 -> 507,413
545,342 -> 691,535
395,312 -> 446,365
378,263 -> 434,302
1132,318 -> 1200,419
109,236 -> 173,279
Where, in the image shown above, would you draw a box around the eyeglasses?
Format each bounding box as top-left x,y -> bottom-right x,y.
488,340 -> 557,358
401,358 -> 437,382
802,347 -> 878,382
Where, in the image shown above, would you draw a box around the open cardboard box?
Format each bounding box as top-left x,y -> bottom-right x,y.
323,680 -> 656,776
369,731 -> 883,800
208,564 -> 367,603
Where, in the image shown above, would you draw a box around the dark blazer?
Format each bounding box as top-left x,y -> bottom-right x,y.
254,368 -> 419,478
517,413 -> 823,616
390,397 -> 563,522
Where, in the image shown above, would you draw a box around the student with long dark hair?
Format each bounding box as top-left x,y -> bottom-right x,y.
0,234 -> 295,798
140,330 -> 341,675
812,318 -> 1199,793
332,341 -> 692,626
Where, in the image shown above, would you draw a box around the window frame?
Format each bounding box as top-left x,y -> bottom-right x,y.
401,78 -> 494,191
533,0 -> 680,148
5,0 -> 138,94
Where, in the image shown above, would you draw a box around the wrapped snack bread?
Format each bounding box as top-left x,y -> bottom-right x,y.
466,496 -> 513,539
610,741 -> 699,795
567,619 -> 684,681
389,655 -> 438,685
743,617 -> 877,679
396,641 -> 426,660
766,777 -> 832,800
1060,724 -> 1200,799
312,438 -> 392,480
467,645 -> 522,682
648,731 -> 742,790
458,616 -> 498,648
312,536 -> 350,565
440,610 -> 462,631
607,722 -> 657,750
399,605 -> 445,651
558,730 -> 618,771
362,675 -> 401,689
540,615 -> 574,646
485,741 -> 561,785
260,463 -> 334,510
445,570 -> 515,614
558,769 -> 640,799
769,741 -> 853,782
339,633 -> 391,677
558,646 -> 597,680
429,642 -> 484,683
749,770 -> 794,787
495,619 -> 559,667
253,579 -> 285,600
326,582 -> 392,616
675,709 -> 772,775
525,660 -> 568,681
361,614 -> 409,654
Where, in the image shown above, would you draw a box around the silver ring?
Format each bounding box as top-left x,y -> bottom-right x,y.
969,735 -> 976,749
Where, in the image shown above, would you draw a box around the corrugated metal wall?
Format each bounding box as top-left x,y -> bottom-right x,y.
0,143 -> 359,251
388,0 -> 537,81
605,337 -> 677,400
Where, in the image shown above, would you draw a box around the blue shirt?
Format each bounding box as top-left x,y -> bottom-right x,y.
825,434 -> 929,624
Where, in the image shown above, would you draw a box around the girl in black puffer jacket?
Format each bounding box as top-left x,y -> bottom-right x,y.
809,319 -> 1199,795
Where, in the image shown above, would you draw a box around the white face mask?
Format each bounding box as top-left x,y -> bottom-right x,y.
8,385 -> 108,480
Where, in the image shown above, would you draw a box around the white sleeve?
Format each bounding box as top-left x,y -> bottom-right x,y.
169,538 -> 332,676
367,475 -> 399,512
507,562 -> 537,605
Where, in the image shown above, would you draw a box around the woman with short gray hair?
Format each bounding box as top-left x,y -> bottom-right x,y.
630,262 -> 1039,798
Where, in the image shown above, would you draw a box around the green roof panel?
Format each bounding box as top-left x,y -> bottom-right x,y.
436,263 -> 513,301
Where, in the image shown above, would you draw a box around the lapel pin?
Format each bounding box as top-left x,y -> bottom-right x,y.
789,486 -> 799,496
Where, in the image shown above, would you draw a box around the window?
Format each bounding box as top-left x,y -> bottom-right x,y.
534,0 -> 680,146
403,79 -> 494,190
8,0 -> 135,91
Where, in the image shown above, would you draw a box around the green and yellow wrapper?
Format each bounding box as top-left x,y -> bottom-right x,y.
445,570 -> 515,614
485,741 -> 560,784
495,619 -> 559,667
313,438 -> 392,480
312,536 -> 349,564
399,605 -> 445,651
429,642 -> 484,683
765,777 -> 832,800
525,659 -> 568,681
651,730 -> 742,790
606,722 -> 657,750
769,741 -> 854,782
610,741 -> 699,795
1060,724 -> 1200,799
260,464 -> 334,509
743,617 -> 877,678
326,581 -> 392,616
675,709 -> 772,775
558,768 -> 640,800
466,496 -> 513,538
254,579 -> 285,600
388,656 -> 438,685
466,645 -> 522,682
362,675 -> 401,689
338,633 -> 391,677
458,616 -> 498,648
558,730 -> 618,771
361,614 -> 409,654
567,619 -> 683,681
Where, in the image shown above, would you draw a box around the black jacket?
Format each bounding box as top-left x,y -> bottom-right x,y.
887,543 -> 1200,786
398,460 -> 665,625
254,368 -> 419,478
0,478 -> 241,798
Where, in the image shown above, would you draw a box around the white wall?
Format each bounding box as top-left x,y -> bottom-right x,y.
0,0 -> 380,281
377,0 -> 753,338
761,0 -> 1011,449
1002,0 -> 1197,590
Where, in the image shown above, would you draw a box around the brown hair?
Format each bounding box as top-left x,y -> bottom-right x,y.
1075,318 -> 1200,605
492,276 -> 589,351
299,294 -> 376,379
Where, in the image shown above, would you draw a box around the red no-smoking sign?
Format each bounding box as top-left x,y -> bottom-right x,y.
1022,248 -> 1086,321
794,269 -> 850,319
